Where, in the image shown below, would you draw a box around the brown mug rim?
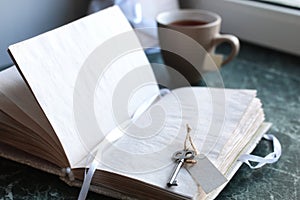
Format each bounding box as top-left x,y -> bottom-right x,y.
156,9 -> 221,29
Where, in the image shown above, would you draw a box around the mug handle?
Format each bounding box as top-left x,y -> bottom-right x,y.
212,34 -> 240,65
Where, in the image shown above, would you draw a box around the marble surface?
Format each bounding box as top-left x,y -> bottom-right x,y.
0,42 -> 299,199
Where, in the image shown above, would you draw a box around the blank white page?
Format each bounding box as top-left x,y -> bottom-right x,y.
8,6 -> 159,167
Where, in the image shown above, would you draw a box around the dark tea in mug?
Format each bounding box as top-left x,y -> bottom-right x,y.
169,20 -> 208,27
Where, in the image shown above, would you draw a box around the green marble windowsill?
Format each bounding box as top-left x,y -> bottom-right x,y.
0,41 -> 299,199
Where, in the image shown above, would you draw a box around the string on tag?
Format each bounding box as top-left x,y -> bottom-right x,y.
183,124 -> 228,195
184,124 -> 199,164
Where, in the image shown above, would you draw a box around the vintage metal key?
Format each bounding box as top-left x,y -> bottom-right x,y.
167,150 -> 195,187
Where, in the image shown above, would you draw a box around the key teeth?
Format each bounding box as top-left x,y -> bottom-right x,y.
173,180 -> 178,186
167,181 -> 178,187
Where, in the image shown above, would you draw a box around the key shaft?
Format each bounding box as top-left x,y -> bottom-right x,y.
167,150 -> 195,187
167,158 -> 184,187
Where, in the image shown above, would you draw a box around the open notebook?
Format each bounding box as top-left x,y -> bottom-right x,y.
0,6 -> 274,200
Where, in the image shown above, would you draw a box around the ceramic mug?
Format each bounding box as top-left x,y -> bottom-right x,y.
156,9 -> 239,85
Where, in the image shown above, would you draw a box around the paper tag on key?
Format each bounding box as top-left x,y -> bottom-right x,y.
185,154 -> 227,193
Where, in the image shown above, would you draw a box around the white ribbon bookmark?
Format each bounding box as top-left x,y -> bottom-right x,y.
131,88 -> 170,121
184,129 -> 282,194
238,134 -> 282,169
78,159 -> 99,200
78,88 -> 170,200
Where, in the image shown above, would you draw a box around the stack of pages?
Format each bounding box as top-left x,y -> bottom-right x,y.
0,6 -> 270,200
